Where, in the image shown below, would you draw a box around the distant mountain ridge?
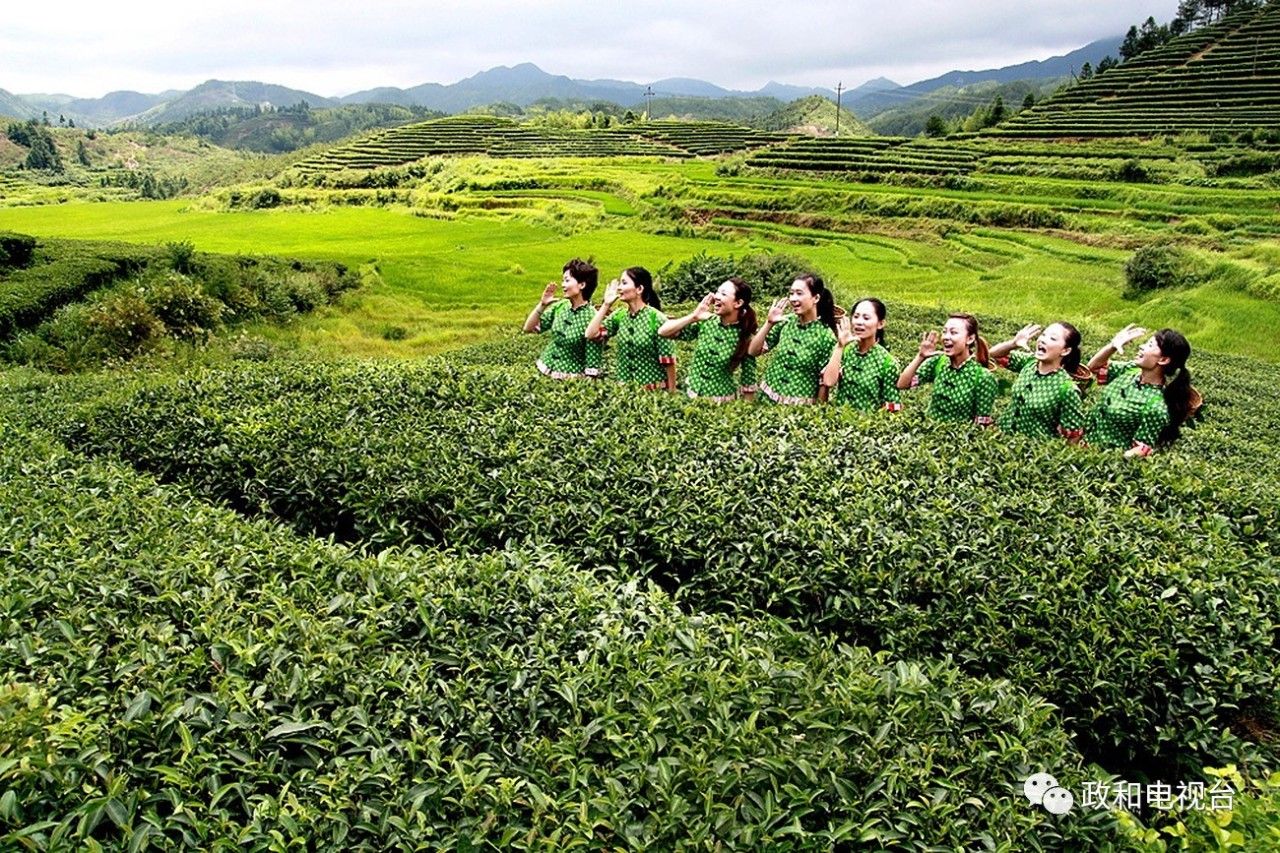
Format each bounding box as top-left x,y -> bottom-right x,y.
4,39 -> 1122,128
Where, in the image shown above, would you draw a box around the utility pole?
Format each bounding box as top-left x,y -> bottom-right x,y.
834,82 -> 844,137
643,86 -> 655,121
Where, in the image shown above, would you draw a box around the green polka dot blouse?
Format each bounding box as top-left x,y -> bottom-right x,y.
913,354 -> 997,424
676,320 -> 758,401
598,304 -> 676,389
535,299 -> 603,379
997,350 -> 1085,440
1084,362 -> 1170,455
760,316 -> 837,404
832,343 -> 902,412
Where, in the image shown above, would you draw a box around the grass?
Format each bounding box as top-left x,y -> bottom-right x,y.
2,193 -> 1279,361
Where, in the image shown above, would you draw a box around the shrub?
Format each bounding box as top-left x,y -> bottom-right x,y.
142,272 -> 225,339
0,231 -> 36,269
1124,244 -> 1197,295
42,359 -> 1280,778
0,416 -> 1106,849
164,239 -> 197,274
659,250 -> 820,304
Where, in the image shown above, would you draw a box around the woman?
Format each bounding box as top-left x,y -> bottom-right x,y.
988,322 -> 1086,442
658,277 -> 758,401
747,273 -> 838,405
584,266 -> 675,391
820,297 -> 902,413
1084,324 -> 1192,457
522,258 -> 602,379
897,313 -> 997,425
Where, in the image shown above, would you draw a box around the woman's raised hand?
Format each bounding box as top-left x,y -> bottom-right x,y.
918,330 -> 939,359
836,315 -> 856,347
540,280 -> 558,306
602,279 -> 621,307
1014,323 -> 1042,349
1110,323 -> 1147,353
767,298 -> 788,324
692,292 -> 715,321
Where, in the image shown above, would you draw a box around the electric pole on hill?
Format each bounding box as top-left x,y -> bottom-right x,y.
834,82 -> 844,137
643,86 -> 655,121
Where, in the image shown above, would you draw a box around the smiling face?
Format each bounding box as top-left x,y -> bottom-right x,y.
1135,335 -> 1169,371
713,280 -> 742,318
1035,322 -> 1072,367
940,317 -> 973,358
617,270 -> 641,302
562,268 -> 583,300
850,300 -> 884,344
788,279 -> 817,319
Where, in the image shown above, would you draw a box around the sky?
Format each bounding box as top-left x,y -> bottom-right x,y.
3,1 -> 1178,98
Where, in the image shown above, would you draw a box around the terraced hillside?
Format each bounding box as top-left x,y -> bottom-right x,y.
996,1 -> 1280,137
290,116 -> 792,174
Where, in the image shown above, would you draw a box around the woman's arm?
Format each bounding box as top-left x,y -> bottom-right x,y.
658,293 -> 713,338
748,298 -> 787,356
1088,323 -> 1146,375
585,279 -> 621,341
988,323 -> 1040,362
896,331 -> 938,389
821,316 -> 856,391
522,281 -> 558,333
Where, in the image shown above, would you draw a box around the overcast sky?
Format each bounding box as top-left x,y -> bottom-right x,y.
4,1 -> 1177,98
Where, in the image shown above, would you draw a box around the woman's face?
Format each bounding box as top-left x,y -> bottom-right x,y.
850,300 -> 883,343
788,279 -> 816,317
562,269 -> 583,299
713,280 -> 742,317
617,270 -> 640,302
940,318 -> 972,357
1036,322 -> 1071,366
1135,335 -> 1167,371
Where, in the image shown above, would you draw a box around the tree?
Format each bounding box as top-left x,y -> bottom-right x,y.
1079,62 -> 1094,82
989,95 -> 1006,126
924,114 -> 949,137
76,139 -> 91,166
1098,56 -> 1119,74
1022,92 -> 1036,110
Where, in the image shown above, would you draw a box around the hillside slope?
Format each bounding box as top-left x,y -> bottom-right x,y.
995,2 -> 1280,137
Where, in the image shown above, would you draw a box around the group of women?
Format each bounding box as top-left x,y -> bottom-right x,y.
523,259 -> 1195,457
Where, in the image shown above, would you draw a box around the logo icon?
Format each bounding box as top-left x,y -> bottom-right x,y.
1024,772 -> 1075,815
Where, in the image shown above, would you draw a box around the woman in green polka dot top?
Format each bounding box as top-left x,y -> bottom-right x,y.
1083,324 -> 1193,457
658,277 -> 758,402
988,321 -> 1085,442
522,258 -> 603,380
747,273 -> 838,405
820,297 -> 902,413
585,266 -> 676,391
897,313 -> 997,425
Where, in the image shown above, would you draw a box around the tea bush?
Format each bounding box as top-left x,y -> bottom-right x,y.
0,418 -> 1106,849
34,353 -> 1280,779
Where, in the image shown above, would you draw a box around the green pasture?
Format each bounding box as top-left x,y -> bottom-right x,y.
2,194 -> 1278,361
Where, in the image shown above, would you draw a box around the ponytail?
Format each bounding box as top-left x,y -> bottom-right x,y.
1058,321 -> 1083,376
727,277 -> 757,370
1155,328 -> 1192,446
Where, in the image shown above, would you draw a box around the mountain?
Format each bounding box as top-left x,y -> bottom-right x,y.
758,94 -> 871,136
0,88 -> 40,120
20,90 -> 174,126
848,36 -> 1123,118
133,80 -> 336,125
866,79 -> 1063,137
759,81 -> 840,100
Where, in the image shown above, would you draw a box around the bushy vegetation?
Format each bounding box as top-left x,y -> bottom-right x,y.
1125,244 -> 1202,295
0,235 -> 355,369
0,398 -> 1106,849
28,349 -> 1280,782
657,249 -> 820,303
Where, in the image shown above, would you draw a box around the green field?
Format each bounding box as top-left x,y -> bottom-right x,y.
2,162 -> 1279,363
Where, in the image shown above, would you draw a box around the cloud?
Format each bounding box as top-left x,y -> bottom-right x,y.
2,0 -> 1176,96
